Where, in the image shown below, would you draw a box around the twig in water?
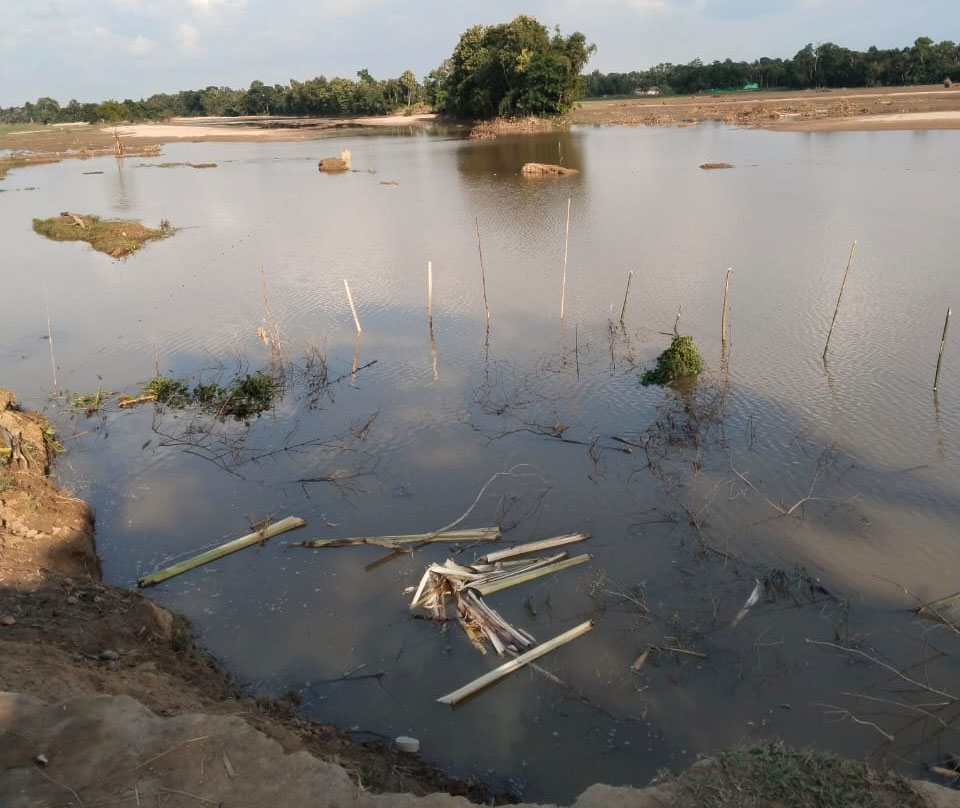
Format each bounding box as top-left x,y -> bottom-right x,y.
560,198 -> 571,320
33,765 -> 85,807
43,283 -> 57,390
475,217 -> 490,326
818,703 -> 894,742
822,240 -> 857,361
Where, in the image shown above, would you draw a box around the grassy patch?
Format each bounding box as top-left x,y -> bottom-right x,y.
142,371 -> 276,420
0,152 -> 63,180
32,213 -> 173,258
641,334 -> 704,386
680,742 -> 921,808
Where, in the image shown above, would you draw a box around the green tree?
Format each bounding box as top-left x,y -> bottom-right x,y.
95,100 -> 130,123
435,16 -> 594,119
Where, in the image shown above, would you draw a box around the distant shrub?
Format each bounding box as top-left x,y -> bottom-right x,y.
641,335 -> 704,386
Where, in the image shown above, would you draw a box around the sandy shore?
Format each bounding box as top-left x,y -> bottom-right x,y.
113,113 -> 436,141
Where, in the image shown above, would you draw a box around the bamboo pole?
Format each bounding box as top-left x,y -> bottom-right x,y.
475,218 -> 490,326
344,278 -> 362,334
934,307 -> 952,391
721,267 -> 733,346
470,553 -> 591,597
560,197 -> 571,320
478,533 -> 589,564
43,283 -> 57,390
292,527 -> 501,548
619,270 -> 634,325
427,261 -> 434,330
673,304 -> 682,336
138,516 -> 306,587
822,240 -> 857,361
437,621 -> 594,705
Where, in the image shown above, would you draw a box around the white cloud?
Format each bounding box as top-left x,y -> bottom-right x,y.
177,22 -> 202,54
127,34 -> 155,55
187,0 -> 246,17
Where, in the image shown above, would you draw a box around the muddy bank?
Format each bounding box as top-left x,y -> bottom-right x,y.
3,388 -> 960,808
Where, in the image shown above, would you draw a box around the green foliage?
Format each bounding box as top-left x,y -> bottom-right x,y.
584,36 -> 960,97
95,100 -> 130,123
435,15 -> 595,119
641,335 -> 704,387
142,371 -> 275,420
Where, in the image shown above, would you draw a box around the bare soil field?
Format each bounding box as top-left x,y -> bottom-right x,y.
571,84 -> 960,131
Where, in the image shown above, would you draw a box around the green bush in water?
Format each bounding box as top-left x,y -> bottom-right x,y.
641,335 -> 704,386
140,371 -> 275,419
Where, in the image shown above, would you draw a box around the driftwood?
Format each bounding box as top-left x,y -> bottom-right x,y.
699,162 -> 734,170
521,163 -> 579,177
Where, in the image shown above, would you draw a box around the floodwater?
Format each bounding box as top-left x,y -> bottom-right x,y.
2,123 -> 959,802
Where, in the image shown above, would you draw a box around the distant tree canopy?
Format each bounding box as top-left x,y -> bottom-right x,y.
584,37 -> 960,97
429,15 -> 595,119
0,68 -> 425,125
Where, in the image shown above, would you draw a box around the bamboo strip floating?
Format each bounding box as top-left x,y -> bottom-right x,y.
469,554 -> 591,596
619,270 -> 633,325
292,527 -> 501,549
721,267 -> 733,346
934,307 -> 951,391
822,240 -> 857,360
560,198 -> 571,320
475,217 -> 490,326
437,621 -> 595,705
477,533 -> 590,564
344,278 -> 362,334
138,516 -> 306,587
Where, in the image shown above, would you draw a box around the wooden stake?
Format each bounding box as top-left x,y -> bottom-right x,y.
674,304 -> 682,336
475,218 -> 490,325
437,621 -> 594,705
721,267 -> 733,346
934,306 -> 952,391
427,261 -> 434,330
560,198 -> 571,320
343,278 -> 362,334
822,240 -> 857,361
619,270 -> 633,325
42,283 -> 57,390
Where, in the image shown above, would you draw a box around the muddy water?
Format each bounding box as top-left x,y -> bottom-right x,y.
2,123 -> 959,801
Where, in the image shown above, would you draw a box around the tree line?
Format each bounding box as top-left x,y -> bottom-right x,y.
585,37 -> 959,97
0,69 -> 425,125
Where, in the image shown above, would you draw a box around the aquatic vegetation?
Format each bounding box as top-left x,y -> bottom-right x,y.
641,335 -> 704,386
32,213 -> 174,258
140,371 -> 275,420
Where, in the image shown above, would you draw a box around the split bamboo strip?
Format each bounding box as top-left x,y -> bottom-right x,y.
721,267 -> 733,346
560,198 -> 571,320
934,307 -> 951,391
478,533 -> 590,564
293,527 -> 501,549
470,553 -> 591,596
138,516 -> 306,587
822,240 -> 857,360
344,278 -> 362,334
437,621 -> 594,705
619,270 -> 633,325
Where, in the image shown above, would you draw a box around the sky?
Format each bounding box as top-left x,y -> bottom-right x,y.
1,0 -> 958,106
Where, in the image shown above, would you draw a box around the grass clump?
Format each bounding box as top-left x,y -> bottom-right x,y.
32,213 -> 173,258
641,334 -> 704,386
140,371 -> 275,420
680,742 -> 920,808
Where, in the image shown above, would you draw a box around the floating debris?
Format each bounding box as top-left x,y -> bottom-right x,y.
730,579 -> 765,628
292,527 -> 501,549
477,533 -> 589,564
699,162 -> 734,170
138,516 -> 306,587
437,621 -> 594,706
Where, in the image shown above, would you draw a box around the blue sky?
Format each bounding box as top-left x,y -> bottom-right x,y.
1,1 -> 957,106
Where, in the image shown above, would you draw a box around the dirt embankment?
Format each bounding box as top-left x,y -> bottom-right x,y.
3,392 -> 960,808
572,85 -> 960,131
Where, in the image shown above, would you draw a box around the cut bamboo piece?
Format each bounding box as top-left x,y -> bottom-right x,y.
619,270 -> 633,325
344,278 -> 362,334
730,579 -> 763,628
137,516 -> 306,587
560,197 -> 571,320
437,621 -> 594,705
822,240 -> 857,361
632,647 -> 651,671
934,307 -> 951,391
292,527 -> 501,549
469,554 -> 591,597
477,533 -> 589,564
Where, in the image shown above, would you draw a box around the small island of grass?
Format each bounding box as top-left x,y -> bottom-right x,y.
32,213 -> 173,258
